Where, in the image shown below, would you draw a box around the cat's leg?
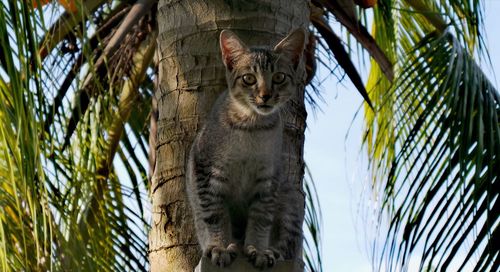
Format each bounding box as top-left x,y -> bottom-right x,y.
189,162 -> 237,268
244,179 -> 279,270
270,181 -> 304,261
195,186 -> 237,267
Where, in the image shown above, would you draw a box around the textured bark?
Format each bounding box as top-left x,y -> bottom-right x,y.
150,1 -> 309,271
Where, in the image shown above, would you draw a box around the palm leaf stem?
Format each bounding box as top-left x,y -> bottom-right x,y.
312,0 -> 394,81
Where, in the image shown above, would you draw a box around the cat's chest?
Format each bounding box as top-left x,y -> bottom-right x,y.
227,129 -> 277,156
225,127 -> 279,157
220,129 -> 281,180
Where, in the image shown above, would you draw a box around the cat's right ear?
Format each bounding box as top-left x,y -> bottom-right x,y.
220,30 -> 248,70
273,28 -> 306,68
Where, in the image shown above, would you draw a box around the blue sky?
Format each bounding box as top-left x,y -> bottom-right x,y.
304,1 -> 500,271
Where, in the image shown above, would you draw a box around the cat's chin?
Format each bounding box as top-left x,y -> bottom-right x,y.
254,104 -> 276,115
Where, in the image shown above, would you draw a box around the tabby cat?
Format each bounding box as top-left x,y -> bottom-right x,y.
186,28 -> 306,270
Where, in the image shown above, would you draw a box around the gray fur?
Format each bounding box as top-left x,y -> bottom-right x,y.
186,28 -> 306,270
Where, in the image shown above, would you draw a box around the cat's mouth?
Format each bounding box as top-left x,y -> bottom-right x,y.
257,104 -> 273,109
254,104 -> 275,115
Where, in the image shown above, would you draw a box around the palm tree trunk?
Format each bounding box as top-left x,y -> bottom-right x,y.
149,1 -> 310,271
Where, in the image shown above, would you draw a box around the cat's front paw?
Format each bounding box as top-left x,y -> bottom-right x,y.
244,245 -> 278,270
204,243 -> 238,268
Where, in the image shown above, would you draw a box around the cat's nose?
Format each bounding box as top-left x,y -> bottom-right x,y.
260,94 -> 272,102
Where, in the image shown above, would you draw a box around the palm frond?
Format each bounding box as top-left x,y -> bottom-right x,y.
38,0 -> 110,60
362,0 -> 398,183
374,31 -> 499,272
311,0 -> 394,81
43,6 -> 156,270
308,0 -> 396,110
311,9 -> 373,108
404,0 -> 485,53
303,165 -> 323,272
364,0 -> 487,176
0,0 -> 52,269
358,1 -> 498,271
1,0 -> 157,270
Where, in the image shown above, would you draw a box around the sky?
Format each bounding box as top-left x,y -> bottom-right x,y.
303,1 -> 500,271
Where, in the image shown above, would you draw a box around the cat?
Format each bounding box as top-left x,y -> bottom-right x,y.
186,28 -> 306,270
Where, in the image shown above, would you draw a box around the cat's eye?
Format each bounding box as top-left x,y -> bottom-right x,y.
272,72 -> 286,84
242,74 -> 257,85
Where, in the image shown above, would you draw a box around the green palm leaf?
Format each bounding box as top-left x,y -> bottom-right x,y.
0,0 -> 52,270
377,31 -> 499,272
364,1 -> 499,271
303,165 -> 323,272
1,0 -> 156,270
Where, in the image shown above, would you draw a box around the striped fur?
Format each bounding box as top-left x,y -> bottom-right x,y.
186,29 -> 306,270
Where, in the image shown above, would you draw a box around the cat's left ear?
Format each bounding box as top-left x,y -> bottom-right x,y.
273,28 -> 307,67
220,30 -> 249,70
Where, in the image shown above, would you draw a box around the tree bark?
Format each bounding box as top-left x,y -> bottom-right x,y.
150,1 -> 309,271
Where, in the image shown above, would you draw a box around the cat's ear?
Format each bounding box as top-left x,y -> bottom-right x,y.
273,28 -> 307,67
220,30 -> 248,70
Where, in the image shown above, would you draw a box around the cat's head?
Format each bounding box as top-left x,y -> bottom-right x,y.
219,28 -> 306,115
